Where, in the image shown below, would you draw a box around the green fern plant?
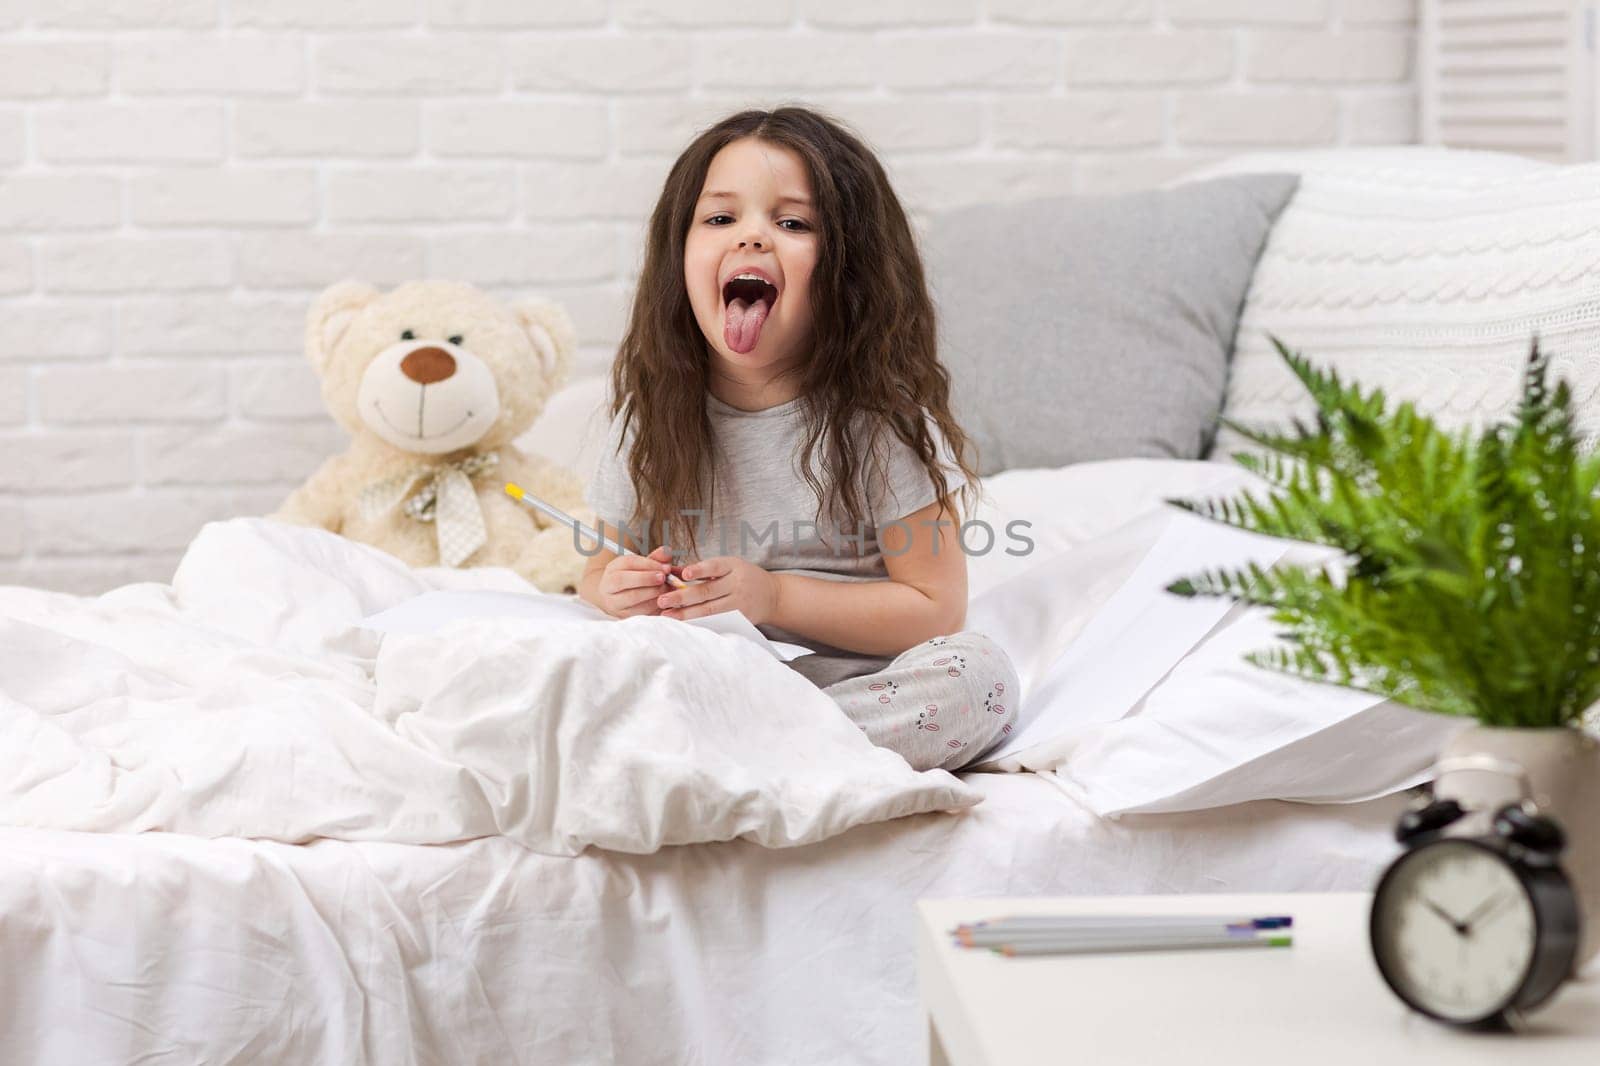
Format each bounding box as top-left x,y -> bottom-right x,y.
1167,336 -> 1600,729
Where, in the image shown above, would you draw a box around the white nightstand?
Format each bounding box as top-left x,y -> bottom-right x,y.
917,893 -> 1599,1066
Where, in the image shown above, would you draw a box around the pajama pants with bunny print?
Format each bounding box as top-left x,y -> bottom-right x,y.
784,632 -> 1020,773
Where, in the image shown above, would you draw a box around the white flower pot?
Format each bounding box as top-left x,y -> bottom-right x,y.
1432,725 -> 1600,967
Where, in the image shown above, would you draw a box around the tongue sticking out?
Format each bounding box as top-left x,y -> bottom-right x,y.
724,295 -> 771,355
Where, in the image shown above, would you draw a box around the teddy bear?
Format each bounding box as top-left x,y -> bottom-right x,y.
271,279 -> 595,595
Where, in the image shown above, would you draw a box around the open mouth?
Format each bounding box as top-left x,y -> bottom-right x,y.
721,273 -> 779,355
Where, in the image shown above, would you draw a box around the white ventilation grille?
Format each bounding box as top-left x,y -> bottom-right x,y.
1420,0 -> 1598,161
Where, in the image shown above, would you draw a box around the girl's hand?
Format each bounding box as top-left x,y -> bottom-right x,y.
597,545 -> 676,619
657,556 -> 779,625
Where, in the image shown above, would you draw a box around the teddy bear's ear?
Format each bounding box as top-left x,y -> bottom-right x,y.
305,280 -> 380,378
511,296 -> 577,390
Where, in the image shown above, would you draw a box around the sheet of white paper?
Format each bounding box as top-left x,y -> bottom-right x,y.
359,590 -> 812,662
981,512 -> 1295,763
678,609 -> 814,661
361,589 -> 607,633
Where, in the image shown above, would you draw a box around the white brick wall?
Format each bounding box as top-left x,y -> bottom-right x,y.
0,0 -> 1418,595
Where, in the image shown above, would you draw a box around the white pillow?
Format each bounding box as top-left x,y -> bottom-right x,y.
1021,603 -> 1469,817
964,457 -> 1263,602
963,460 -> 1470,814
1182,145 -> 1550,185
1186,148 -> 1600,457
513,372 -> 609,481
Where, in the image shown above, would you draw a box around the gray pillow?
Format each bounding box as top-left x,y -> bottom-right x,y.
923,173 -> 1300,475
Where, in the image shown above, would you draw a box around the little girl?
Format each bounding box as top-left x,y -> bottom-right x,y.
577,106 -> 1018,773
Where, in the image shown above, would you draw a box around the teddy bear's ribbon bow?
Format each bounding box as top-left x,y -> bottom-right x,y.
357,451 -> 499,568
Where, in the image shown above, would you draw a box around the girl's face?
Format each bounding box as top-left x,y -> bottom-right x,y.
684,137 -> 818,385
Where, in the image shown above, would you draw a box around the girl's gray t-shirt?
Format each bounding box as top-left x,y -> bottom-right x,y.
583,392 -> 964,687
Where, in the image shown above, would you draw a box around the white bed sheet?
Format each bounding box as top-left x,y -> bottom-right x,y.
0,773 -> 1407,1066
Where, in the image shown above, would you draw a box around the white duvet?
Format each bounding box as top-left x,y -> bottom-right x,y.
0,776 -> 1412,1066
0,518 -> 978,856
0,459 -> 1480,1066
0,457 -> 1464,858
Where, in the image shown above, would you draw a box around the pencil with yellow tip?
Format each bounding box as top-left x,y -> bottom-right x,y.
503,481 -> 690,589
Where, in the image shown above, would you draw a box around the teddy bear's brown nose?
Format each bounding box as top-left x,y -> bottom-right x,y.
400,346 -> 456,385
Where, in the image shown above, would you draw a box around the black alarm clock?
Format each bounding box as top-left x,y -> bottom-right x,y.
1369,787 -> 1582,1029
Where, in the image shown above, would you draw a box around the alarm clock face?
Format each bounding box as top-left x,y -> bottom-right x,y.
1371,839 -> 1538,1024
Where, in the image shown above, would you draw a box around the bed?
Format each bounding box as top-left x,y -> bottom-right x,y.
0,445 -> 1434,1066
9,144 -> 1593,1065
0,775 -> 1406,1065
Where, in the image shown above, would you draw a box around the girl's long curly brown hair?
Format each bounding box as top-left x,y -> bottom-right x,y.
609,105 -> 981,558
